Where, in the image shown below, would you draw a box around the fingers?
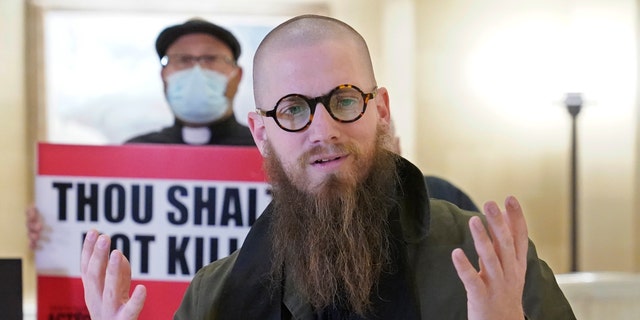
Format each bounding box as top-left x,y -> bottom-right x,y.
26,206 -> 43,250
104,252 -> 146,319
28,230 -> 41,250
468,214 -> 504,280
453,196 -> 528,319
456,196 -> 529,286
80,231 -> 145,319
123,285 -> 147,319
82,232 -> 111,315
81,230 -> 99,274
504,196 -> 529,264
452,248 -> 485,295
482,197 -> 529,282
104,251 -> 132,306
26,205 -> 39,225
482,201 -> 515,277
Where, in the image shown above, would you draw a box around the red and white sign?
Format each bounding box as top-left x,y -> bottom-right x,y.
35,143 -> 269,319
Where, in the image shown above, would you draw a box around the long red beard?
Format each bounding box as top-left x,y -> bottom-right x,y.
264,128 -> 399,315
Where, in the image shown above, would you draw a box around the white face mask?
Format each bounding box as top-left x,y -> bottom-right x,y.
165,65 -> 231,125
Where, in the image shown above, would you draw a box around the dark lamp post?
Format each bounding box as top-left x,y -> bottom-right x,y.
564,92 -> 583,272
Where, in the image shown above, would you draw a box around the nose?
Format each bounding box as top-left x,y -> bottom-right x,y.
307,102 -> 340,144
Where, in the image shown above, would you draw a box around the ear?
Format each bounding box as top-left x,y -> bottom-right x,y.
161,68 -> 168,94
248,111 -> 268,156
375,87 -> 391,128
226,67 -> 243,99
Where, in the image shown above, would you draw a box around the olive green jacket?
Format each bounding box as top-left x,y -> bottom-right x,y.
174,158 -> 575,319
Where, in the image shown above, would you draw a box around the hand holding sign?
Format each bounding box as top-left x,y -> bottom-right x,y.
26,204 -> 44,250
81,229 -> 147,320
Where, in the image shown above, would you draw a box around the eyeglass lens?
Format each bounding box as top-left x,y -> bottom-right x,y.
275,86 -> 367,131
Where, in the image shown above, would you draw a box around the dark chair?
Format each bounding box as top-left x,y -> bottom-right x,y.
0,258 -> 23,320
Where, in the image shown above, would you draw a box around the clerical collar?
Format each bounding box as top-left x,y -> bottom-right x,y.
181,126 -> 211,145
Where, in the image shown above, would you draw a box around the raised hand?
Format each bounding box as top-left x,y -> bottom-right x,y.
452,196 -> 528,320
81,229 -> 147,320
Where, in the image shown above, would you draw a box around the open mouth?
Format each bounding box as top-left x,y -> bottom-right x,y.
313,156 -> 343,164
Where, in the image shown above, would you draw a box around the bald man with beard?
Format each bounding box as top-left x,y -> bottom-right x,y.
80,15 -> 576,320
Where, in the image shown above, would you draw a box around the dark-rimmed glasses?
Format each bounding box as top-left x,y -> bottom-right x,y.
256,84 -> 377,132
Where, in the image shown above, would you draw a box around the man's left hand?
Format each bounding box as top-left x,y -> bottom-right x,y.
452,195 -> 528,320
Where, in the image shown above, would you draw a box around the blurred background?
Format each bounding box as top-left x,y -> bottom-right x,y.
1,0 -> 639,318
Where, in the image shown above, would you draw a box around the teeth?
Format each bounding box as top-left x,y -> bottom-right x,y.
315,156 -> 339,164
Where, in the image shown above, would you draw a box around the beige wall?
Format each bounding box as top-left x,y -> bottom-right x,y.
339,0 -> 639,273
5,0 -> 640,310
0,0 -> 34,306
414,0 -> 638,273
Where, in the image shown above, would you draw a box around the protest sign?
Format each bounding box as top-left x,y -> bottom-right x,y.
35,143 -> 269,319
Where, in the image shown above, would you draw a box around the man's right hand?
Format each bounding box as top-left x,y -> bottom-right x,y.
81,229 -> 147,320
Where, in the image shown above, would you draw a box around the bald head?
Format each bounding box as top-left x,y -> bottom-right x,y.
253,14 -> 376,107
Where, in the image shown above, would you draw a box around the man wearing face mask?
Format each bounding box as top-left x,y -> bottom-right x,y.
26,18 -> 255,250
126,18 -> 255,146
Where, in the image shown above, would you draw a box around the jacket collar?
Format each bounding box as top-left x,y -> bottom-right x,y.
395,156 -> 431,243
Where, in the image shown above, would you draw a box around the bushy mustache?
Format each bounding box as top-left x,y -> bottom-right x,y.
298,143 -> 360,165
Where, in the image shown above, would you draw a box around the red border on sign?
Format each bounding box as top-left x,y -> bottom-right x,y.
37,276 -> 188,320
37,143 -> 266,182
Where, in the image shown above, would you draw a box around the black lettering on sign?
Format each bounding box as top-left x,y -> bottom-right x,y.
104,184 -> 154,224
168,236 -> 190,275
135,235 -> 155,274
52,182 -> 73,221
194,186 -> 216,225
81,232 -> 156,274
132,185 -> 153,224
229,238 -> 238,254
167,236 -> 236,275
111,233 -> 131,261
104,184 -> 126,223
166,185 -> 266,226
221,188 -> 242,226
78,183 -> 99,222
53,182 -> 153,224
167,185 -> 188,225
